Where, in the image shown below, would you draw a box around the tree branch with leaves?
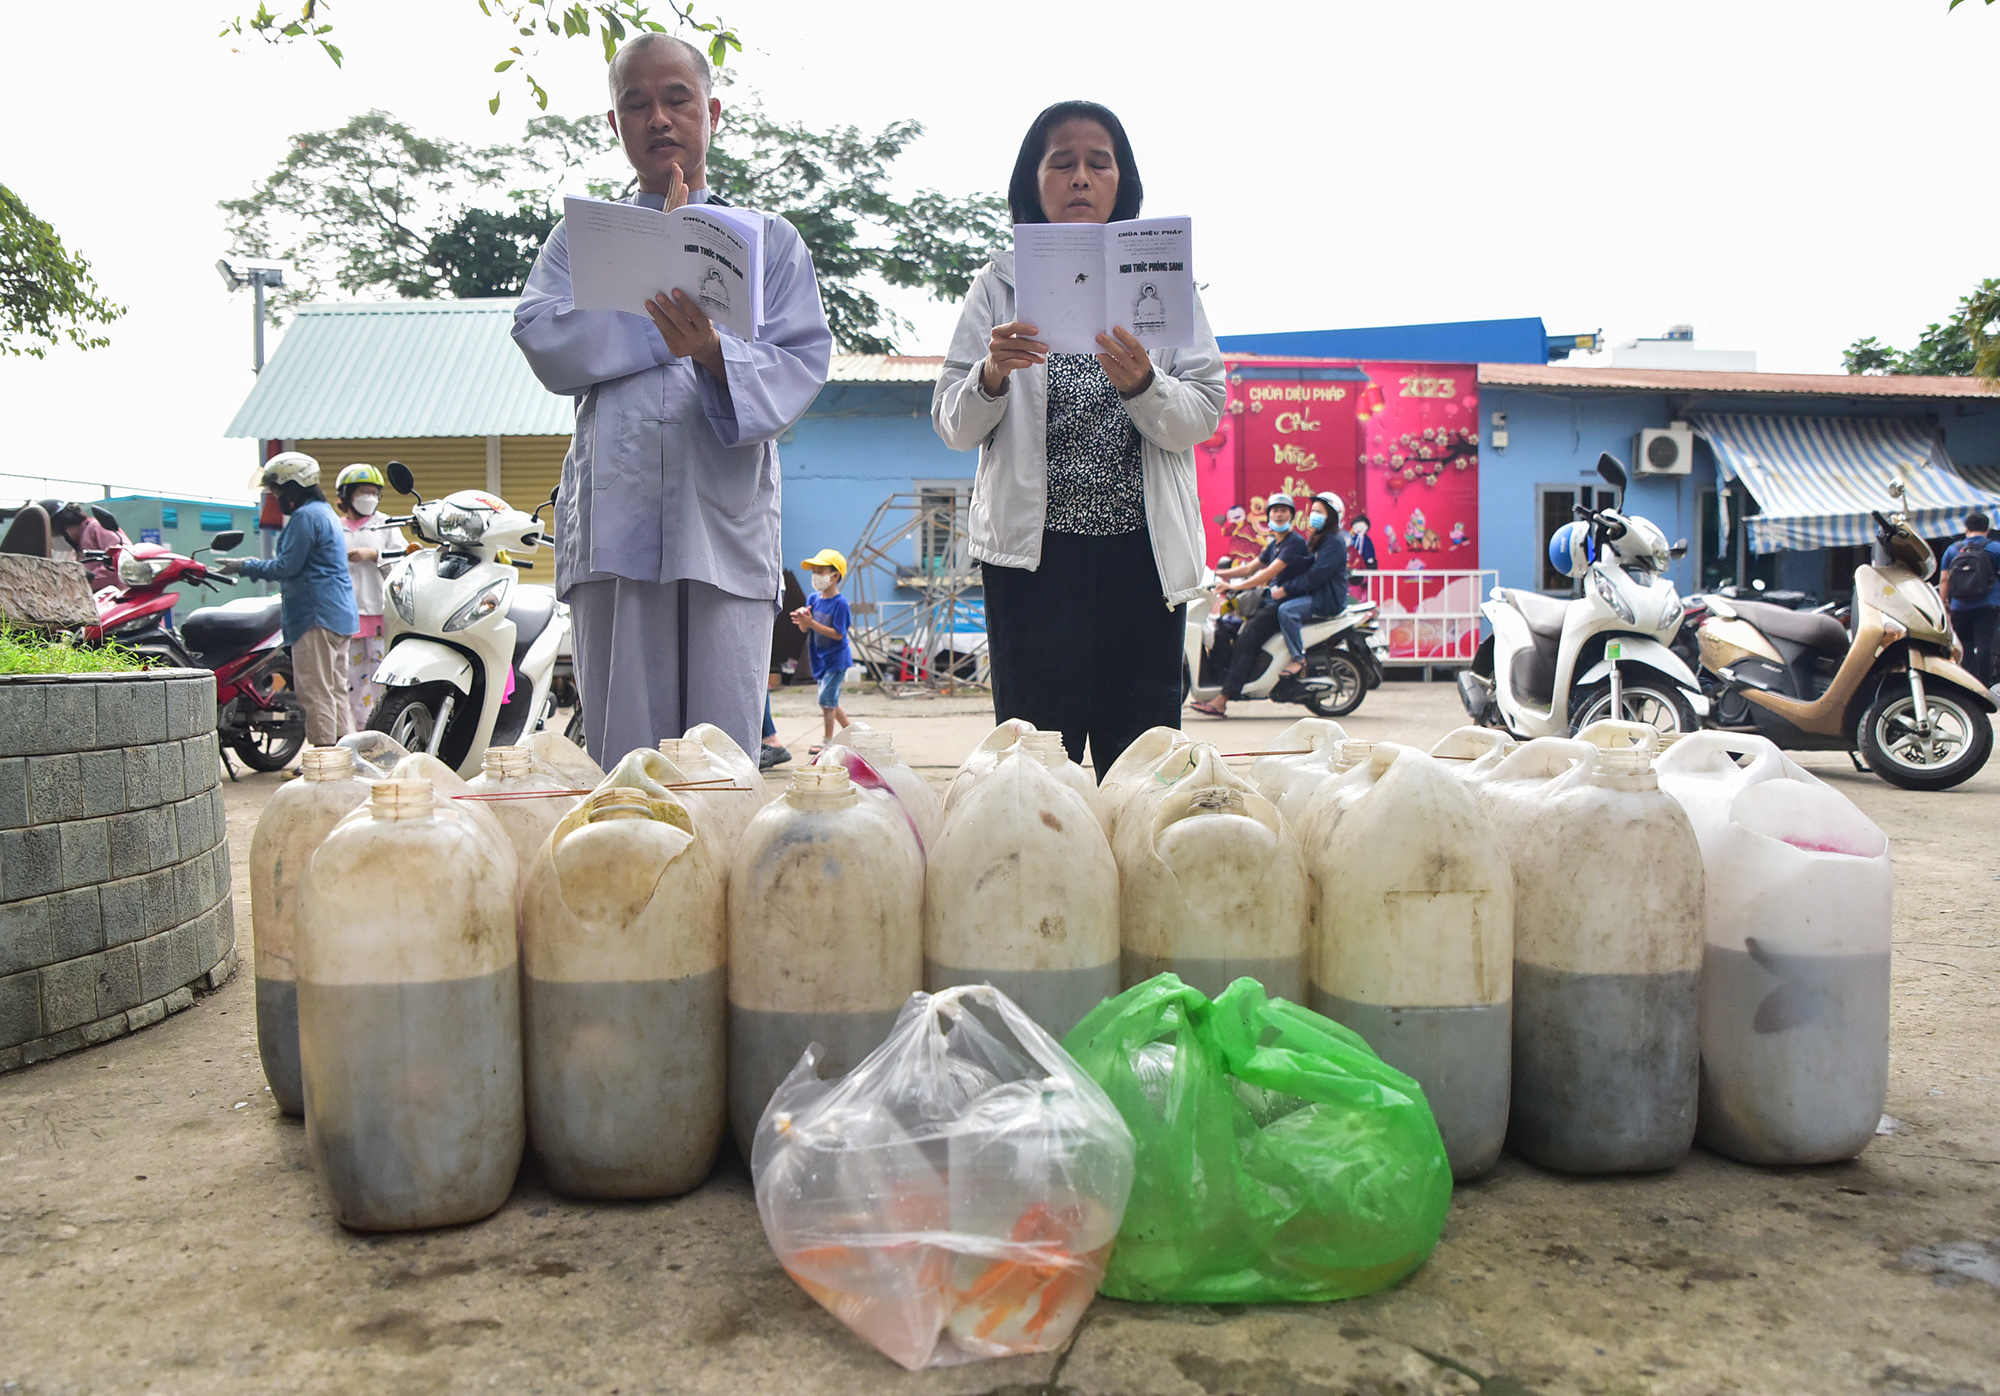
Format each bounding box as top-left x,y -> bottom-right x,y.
1845,278 -> 2000,383
0,185 -> 126,359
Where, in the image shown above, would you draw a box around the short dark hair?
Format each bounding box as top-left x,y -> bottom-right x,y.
1967,510 -> 1991,533
607,32 -> 711,99
1007,101 -> 1144,225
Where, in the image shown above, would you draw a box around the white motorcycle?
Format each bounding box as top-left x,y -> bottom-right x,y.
1459,452 -> 1708,739
368,461 -> 578,776
1184,572 -> 1385,718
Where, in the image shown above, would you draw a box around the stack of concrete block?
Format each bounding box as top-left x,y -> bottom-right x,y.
0,669 -> 234,1070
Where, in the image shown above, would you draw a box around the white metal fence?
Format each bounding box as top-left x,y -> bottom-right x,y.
1353,569 -> 1496,666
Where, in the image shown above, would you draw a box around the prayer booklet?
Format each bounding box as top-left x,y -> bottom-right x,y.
563,195 -> 765,340
1012,217 -> 1194,355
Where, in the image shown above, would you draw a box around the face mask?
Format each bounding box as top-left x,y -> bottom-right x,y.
1309,512 -> 1328,530
352,492 -> 379,516
1269,517 -> 1292,534
814,570 -> 839,593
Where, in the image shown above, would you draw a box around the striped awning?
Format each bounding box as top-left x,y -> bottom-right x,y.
1692,414 -> 2000,552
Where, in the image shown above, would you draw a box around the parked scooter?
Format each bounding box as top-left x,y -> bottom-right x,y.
368,461 -> 577,777
1694,481 -> 1994,790
84,531 -> 308,773
1183,574 -> 1384,718
1459,452 -> 1708,738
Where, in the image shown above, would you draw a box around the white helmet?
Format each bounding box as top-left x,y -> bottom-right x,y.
251,451 -> 320,491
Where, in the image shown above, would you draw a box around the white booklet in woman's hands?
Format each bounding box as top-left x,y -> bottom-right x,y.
562,195 -> 765,340
1012,216 -> 1193,355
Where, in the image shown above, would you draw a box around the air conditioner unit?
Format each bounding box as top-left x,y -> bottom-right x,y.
1636,425 -> 1693,476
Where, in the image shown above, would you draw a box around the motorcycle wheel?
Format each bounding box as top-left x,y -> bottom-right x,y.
1858,683 -> 1993,791
230,655 -> 306,772
1303,654 -> 1367,718
371,681 -> 452,757
1569,680 -> 1695,738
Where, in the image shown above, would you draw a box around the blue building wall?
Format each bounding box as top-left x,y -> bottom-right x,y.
98,495 -> 260,560
1478,387 -> 2000,599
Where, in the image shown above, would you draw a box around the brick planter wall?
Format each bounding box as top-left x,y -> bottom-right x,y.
0,669 -> 234,1070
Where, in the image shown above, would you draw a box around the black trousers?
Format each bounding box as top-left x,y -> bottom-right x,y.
1221,602 -> 1281,699
1951,605 -> 1999,686
982,529 -> 1185,780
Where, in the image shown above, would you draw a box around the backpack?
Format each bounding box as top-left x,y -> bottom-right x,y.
1947,539 -> 1997,602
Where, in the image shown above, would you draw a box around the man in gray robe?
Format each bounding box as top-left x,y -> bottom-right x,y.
514,33 -> 832,765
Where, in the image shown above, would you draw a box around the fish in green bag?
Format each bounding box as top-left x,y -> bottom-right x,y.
1063,974 -> 1452,1303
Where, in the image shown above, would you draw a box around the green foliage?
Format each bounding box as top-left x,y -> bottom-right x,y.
426,205 -> 561,298
0,625 -> 152,675
1845,278 -> 2000,382
708,97 -> 1010,353
0,185 -> 127,359
217,1 -> 738,114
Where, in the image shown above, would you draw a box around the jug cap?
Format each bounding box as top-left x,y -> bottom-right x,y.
1333,740 -> 1375,772
1592,746 -> 1657,786
482,745 -> 533,778
790,765 -> 852,796
300,746 -> 356,780
1020,731 -> 1068,766
584,786 -> 656,822
658,737 -> 708,766
369,778 -> 435,820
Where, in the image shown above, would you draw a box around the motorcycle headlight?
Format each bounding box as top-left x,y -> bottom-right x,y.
1591,567 -> 1637,624
433,504 -> 486,545
444,579 -> 509,633
386,563 -> 417,625
117,553 -> 165,587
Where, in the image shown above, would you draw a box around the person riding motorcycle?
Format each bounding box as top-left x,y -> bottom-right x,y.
212,453 -> 359,752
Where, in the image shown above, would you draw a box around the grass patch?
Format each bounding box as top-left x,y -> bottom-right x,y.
0,625 -> 154,676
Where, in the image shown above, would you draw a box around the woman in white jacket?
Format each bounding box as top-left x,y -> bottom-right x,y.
932,100 -> 1225,777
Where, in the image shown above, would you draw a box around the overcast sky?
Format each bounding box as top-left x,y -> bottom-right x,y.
2,0 -> 1993,503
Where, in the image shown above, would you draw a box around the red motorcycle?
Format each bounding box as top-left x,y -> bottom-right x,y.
84,532 -> 307,773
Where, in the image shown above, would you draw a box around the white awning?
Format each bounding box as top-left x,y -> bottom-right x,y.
1692,414 -> 2000,552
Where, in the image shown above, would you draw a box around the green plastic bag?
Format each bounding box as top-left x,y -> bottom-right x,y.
1063,974 -> 1452,1303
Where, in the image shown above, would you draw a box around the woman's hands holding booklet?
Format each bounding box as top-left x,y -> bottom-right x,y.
979,321 -> 1153,398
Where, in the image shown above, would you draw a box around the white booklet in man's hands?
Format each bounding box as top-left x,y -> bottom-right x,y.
562,195 -> 765,341
1012,216 -> 1193,355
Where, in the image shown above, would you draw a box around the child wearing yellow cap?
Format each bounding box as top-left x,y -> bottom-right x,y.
790,549 -> 852,745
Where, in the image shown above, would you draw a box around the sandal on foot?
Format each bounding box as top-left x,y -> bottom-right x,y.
1188,698 -> 1228,717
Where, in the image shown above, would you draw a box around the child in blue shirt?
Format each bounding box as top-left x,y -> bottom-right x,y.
791,549 -> 853,745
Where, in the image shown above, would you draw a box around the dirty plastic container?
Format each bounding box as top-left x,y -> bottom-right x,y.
248,746 -> 375,1116
1485,743 -> 1706,1174
842,730 -> 944,851
1117,745 -> 1308,1002
1247,717 -> 1348,823
463,744 -> 582,906
1657,733 -> 1892,1165
1302,743 -> 1513,1179
386,751 -> 512,855
1096,726 -> 1192,837
727,764 -> 925,1155
657,724 -> 768,851
813,743 -> 927,859
520,785 -> 727,1196
925,751 -> 1119,1036
1428,727 -> 1513,781
525,730 -> 607,791
946,728 -> 1103,828
335,730 -> 411,779
1104,738 -> 1215,851
297,779 -> 524,1229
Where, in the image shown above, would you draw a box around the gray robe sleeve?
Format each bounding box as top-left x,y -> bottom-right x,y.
697,214 -> 833,446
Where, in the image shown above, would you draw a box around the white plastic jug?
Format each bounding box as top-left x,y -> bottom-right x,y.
1117,745 -> 1308,1002
924,751 -> 1119,1036
297,779 -> 524,1230
727,764 -> 925,1156
1301,743 -> 1513,1180
810,743 -> 927,859
655,724 -> 768,851
946,718 -> 1038,791
463,744 -> 582,906
335,730 -> 410,779
1657,733 -> 1892,1165
1428,727 -> 1514,780
248,746 -> 374,1116
385,751 -> 512,854
524,730 -> 607,791
842,730 -> 944,851
520,784 -> 727,1196
1247,717 -> 1348,823
1096,726 -> 1192,837
1483,743 -> 1706,1174
946,727 -> 1103,828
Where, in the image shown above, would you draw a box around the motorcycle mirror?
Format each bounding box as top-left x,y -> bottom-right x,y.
1888,479 -> 1906,501
210,530 -> 244,553
385,460 -> 418,500
1595,452 -> 1628,489
1669,539 -> 1689,560
533,485 -> 558,522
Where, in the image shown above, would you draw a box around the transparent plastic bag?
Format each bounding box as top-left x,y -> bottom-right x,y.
751,984 -> 1136,1371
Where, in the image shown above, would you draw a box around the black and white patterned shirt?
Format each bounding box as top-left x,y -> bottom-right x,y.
1043,353 -> 1144,535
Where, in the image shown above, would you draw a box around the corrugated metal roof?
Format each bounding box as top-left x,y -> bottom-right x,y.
828,354 -> 945,383
1478,363 -> 2000,400
225,300 -> 574,440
